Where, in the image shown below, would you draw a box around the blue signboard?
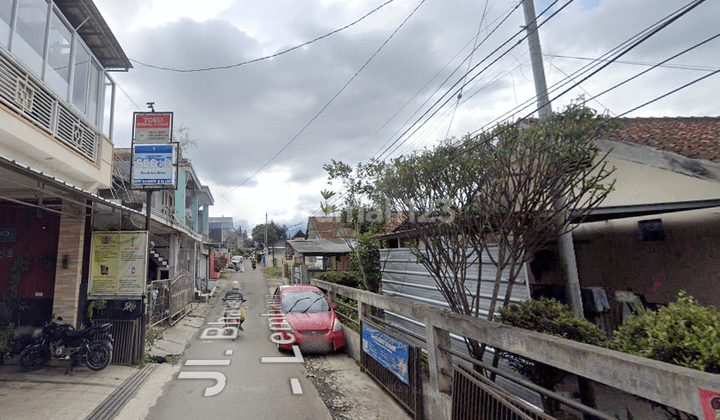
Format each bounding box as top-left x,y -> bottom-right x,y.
362,322 -> 410,384
132,145 -> 176,187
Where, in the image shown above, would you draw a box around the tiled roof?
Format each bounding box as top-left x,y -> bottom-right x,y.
608,117 -> 720,163
287,238 -> 351,255
309,217 -> 344,239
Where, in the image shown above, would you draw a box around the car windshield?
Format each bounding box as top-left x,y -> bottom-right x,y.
281,291 -> 330,314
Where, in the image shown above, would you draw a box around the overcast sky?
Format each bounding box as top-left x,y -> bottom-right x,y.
94,0 -> 720,234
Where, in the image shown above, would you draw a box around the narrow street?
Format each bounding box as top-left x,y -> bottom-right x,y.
143,264 -> 332,419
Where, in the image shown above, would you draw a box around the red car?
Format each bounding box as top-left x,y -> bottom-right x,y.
273,284 -> 345,353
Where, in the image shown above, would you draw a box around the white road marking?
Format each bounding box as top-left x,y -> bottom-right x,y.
225,350 -> 233,356
185,360 -> 231,366
290,378 -> 303,394
177,371 -> 226,397
261,345 -> 304,363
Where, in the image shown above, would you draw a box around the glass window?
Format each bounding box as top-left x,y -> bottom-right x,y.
13,0 -> 48,75
45,10 -> 71,99
72,43 -> 89,112
0,0 -> 13,49
87,61 -> 100,124
281,291 -> 331,314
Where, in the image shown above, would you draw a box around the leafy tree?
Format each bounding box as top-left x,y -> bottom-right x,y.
173,124 -> 198,154
251,221 -> 287,247
324,103 -> 617,364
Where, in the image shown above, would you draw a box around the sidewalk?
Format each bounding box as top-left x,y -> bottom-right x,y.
0,280 -> 226,420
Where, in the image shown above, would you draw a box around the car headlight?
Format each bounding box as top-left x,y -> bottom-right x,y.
332,318 -> 343,333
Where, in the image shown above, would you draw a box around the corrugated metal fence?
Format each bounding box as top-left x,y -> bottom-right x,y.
379,247 -> 539,407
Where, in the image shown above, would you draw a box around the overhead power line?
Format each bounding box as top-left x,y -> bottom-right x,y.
546,53 -> 720,73
218,0 -> 428,199
130,0 -> 398,73
373,0 -> 571,162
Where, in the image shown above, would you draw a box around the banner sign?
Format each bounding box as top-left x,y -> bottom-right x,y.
362,322 -> 410,384
131,144 -> 176,188
89,231 -> 148,296
133,112 -> 172,144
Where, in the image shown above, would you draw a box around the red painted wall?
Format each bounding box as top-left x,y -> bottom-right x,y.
0,203 -> 60,299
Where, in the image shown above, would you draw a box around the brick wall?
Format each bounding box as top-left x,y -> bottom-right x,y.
52,204 -> 86,327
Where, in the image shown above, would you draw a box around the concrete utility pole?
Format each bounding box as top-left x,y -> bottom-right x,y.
522,0 -> 584,318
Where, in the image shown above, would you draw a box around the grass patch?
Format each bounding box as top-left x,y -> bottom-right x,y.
262,266 -> 282,277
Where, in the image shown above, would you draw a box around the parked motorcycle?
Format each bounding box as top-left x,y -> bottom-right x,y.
18,316 -> 113,372
222,288 -> 246,339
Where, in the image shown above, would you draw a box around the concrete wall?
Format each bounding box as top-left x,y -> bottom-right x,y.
52,203 -> 86,327
534,207 -> 720,308
0,105 -> 112,192
600,155 -> 720,206
312,279 -> 720,420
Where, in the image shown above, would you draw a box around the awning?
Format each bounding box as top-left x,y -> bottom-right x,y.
0,154 -> 202,240
570,198 -> 720,223
376,198 -> 720,240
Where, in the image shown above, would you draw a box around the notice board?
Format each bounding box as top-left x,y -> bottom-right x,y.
89,231 -> 148,297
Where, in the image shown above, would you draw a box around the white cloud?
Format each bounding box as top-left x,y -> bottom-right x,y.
94,0 -> 720,232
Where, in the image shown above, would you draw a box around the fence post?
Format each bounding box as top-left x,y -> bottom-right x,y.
425,316 -> 452,420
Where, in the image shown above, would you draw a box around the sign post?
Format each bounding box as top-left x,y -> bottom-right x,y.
129,108 -> 177,361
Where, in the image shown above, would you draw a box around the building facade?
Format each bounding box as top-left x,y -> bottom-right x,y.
0,0 -> 133,328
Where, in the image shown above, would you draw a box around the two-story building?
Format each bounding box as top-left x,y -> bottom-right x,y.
0,0 -> 135,327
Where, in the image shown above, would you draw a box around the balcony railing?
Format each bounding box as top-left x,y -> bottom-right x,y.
0,48 -> 99,163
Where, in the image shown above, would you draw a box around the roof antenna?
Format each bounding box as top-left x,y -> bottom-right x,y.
147,102 -> 155,112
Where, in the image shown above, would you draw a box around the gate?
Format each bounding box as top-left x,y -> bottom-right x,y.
93,319 -> 141,365
452,364 -> 554,420
360,320 -> 423,419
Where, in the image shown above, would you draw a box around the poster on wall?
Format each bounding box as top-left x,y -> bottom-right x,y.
89,231 -> 148,297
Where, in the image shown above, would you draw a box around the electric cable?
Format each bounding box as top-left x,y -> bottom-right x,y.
130,0 -> 398,73
218,0 -> 428,199
367,0 -> 527,162
470,0 -> 708,137
374,0 -> 571,162
344,1 -> 521,164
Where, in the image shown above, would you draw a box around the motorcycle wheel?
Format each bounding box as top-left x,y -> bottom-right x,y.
19,346 -> 50,371
85,341 -> 112,371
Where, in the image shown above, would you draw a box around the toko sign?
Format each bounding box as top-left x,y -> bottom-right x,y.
133,112 -> 172,143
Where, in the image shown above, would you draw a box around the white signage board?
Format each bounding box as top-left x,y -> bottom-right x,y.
132,144 -> 177,188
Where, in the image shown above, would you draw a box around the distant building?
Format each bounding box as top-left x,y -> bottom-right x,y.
208,216 -> 235,244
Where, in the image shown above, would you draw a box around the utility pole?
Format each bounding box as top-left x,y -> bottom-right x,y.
522,0 -> 583,318
522,1 -> 596,413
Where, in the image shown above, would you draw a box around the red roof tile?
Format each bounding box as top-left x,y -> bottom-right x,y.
609,117 -> 720,163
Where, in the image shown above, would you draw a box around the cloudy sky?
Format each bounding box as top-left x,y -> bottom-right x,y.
93,0 -> 719,234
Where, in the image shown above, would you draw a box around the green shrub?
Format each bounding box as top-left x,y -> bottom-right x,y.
495,298 -> 608,413
610,291 -> 720,373
315,270 -> 360,288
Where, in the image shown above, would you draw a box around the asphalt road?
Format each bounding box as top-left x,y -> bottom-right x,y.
145,264 -> 333,420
